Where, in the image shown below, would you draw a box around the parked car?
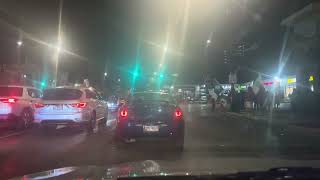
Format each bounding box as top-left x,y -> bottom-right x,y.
34,86 -> 108,133
0,85 -> 41,130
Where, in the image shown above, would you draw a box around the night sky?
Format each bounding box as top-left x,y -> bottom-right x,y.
0,0 -> 313,85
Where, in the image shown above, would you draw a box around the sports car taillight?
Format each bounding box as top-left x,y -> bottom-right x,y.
119,108 -> 128,120
174,108 -> 183,119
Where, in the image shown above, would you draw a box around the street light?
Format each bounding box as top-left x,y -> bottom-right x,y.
56,40 -> 62,53
17,40 -> 23,65
274,76 -> 280,81
163,46 -> 168,54
104,72 -> 107,77
17,41 -> 23,47
206,39 -> 211,44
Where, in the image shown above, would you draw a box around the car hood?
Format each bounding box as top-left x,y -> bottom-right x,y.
10,158 -> 320,180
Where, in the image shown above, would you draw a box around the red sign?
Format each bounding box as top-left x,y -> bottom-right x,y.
263,81 -> 274,86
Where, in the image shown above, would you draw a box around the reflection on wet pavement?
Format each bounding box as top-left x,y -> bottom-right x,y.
1,104 -> 320,179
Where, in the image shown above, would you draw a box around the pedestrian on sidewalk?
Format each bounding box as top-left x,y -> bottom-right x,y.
211,91 -> 217,112
240,90 -> 246,111
230,86 -> 236,112
256,84 -> 266,111
229,85 -> 241,113
264,91 -> 273,111
245,87 -> 255,111
274,90 -> 281,109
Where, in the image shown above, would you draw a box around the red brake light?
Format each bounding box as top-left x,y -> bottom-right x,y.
119,109 -> 128,118
174,108 -> 183,119
71,102 -> 87,108
0,98 -> 18,103
35,103 -> 45,108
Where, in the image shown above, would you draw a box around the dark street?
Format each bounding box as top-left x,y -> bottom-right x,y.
1,104 -> 320,179
1,1 -> 320,179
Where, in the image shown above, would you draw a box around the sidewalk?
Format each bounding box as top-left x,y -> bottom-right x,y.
224,103 -> 320,134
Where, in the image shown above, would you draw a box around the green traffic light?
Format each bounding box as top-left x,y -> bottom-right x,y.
133,72 -> 138,77
159,74 -> 164,79
41,81 -> 46,87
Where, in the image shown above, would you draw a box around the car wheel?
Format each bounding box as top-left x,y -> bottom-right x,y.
86,113 -> 96,134
17,109 -> 32,130
97,117 -> 107,134
100,112 -> 108,128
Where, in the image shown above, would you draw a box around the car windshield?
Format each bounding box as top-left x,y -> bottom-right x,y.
0,87 -> 23,97
1,1 -> 320,179
42,89 -> 82,100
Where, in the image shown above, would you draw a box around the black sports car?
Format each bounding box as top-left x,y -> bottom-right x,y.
115,92 -> 184,151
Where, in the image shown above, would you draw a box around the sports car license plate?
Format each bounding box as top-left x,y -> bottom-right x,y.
143,125 -> 159,132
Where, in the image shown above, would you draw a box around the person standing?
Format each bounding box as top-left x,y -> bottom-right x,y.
274,90 -> 281,109
211,91 -> 217,111
227,86 -> 241,113
246,87 -> 255,110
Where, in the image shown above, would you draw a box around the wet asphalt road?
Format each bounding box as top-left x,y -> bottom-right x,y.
1,104 -> 320,179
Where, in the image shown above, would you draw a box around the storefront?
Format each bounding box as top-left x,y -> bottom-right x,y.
284,76 -> 296,98
262,75 -> 318,100
282,75 -> 314,98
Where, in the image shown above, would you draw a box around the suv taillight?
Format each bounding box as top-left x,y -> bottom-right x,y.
35,103 -> 45,108
71,102 -> 87,108
0,98 -> 18,104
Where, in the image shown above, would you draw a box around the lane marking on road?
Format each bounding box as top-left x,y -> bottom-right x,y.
0,130 -> 27,140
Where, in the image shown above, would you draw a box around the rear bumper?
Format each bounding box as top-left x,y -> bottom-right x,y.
34,112 -> 89,125
0,113 -> 18,127
39,120 -> 88,127
116,121 -> 184,140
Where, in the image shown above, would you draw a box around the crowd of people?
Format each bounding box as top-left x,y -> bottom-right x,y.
212,84 -> 282,113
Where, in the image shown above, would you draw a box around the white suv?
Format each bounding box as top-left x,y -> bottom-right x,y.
0,85 -> 41,130
34,86 -> 108,133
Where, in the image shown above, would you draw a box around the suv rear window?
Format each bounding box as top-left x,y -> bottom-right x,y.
0,87 -> 23,97
43,89 -> 82,100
